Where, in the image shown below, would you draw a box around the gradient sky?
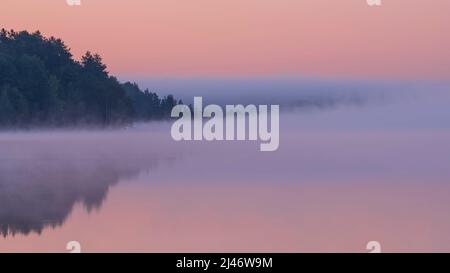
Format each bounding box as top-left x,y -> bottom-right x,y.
2,0 -> 450,79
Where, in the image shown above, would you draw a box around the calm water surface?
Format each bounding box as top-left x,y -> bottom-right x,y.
1,86 -> 450,252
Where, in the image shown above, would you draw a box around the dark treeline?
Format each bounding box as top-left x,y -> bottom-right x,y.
0,29 -> 180,128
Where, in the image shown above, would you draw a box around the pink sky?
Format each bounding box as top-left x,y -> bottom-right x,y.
2,0 -> 450,79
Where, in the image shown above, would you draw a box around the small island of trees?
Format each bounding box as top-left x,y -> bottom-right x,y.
0,29 -> 180,128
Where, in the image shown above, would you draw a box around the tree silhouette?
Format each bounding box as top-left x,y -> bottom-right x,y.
0,29 -> 179,128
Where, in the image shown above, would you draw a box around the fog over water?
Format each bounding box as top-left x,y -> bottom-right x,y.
1,79 -> 450,252
125,76 -> 448,105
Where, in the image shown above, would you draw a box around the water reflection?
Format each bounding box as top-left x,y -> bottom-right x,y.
0,130 -> 177,237
0,89 -> 378,238
1,84 -> 450,252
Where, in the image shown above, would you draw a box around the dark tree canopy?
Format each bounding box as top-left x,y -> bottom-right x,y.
0,29 -> 179,128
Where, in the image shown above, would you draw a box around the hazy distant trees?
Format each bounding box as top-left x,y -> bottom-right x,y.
0,29 -> 179,128
121,82 -> 181,120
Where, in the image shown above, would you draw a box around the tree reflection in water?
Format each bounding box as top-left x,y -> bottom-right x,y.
0,130 -> 177,237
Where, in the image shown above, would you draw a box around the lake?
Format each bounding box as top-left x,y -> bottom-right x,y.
1,79 -> 450,252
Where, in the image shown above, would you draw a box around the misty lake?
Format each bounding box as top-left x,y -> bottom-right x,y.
1,79 -> 450,252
